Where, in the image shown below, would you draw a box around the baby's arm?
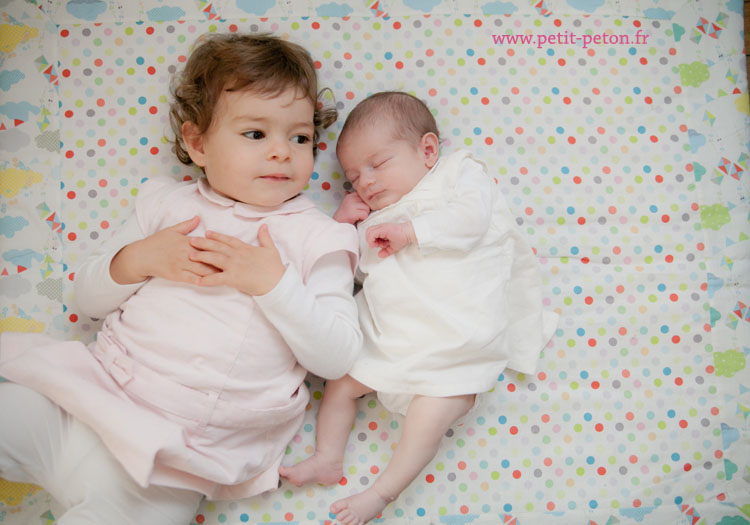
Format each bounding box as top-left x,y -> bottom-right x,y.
364,160 -> 492,258
254,250 -> 362,379
409,159 -> 492,253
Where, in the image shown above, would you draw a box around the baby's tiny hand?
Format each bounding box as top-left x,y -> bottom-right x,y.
365,222 -> 416,258
334,192 -> 370,224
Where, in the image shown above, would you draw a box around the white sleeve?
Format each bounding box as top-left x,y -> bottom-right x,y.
73,214 -> 148,319
410,158 -> 493,253
254,250 -> 362,380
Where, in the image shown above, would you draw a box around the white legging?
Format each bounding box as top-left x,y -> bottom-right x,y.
0,382 -> 203,525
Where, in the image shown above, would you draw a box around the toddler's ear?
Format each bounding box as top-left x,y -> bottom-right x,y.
182,122 -> 207,167
420,132 -> 440,169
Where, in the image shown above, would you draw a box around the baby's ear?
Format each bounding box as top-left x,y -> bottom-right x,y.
420,132 -> 440,169
182,122 -> 207,167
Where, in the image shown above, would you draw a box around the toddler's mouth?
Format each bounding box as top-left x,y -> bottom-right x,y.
261,174 -> 290,181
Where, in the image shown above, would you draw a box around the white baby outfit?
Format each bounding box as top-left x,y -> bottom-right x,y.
349,149 -> 559,415
0,177 -> 361,501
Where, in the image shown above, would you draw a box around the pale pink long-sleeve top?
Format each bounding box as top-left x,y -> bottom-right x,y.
0,177 -> 362,500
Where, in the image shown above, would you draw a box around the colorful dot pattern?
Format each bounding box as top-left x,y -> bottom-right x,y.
1,0 -> 749,524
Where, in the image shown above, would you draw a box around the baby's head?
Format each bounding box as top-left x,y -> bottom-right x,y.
168,33 -> 337,207
336,92 -> 440,211
170,32 -> 336,165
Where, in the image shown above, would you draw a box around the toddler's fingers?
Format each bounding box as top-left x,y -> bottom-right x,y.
257,224 -> 277,249
205,230 -> 244,247
168,215 -> 200,235
189,250 -> 226,270
197,272 -> 226,288
189,260 -> 219,277
189,236 -> 228,253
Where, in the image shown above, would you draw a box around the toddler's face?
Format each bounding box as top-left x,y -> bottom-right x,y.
187,88 -> 315,207
337,125 -> 435,211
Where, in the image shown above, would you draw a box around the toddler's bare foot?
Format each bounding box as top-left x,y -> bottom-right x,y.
279,454 -> 343,487
330,487 -> 392,525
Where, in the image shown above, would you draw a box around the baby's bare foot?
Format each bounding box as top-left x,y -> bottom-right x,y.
279,454 -> 343,487
330,488 -> 392,525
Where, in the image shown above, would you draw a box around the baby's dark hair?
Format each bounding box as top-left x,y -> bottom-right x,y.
169,32 -> 337,164
337,91 -> 439,148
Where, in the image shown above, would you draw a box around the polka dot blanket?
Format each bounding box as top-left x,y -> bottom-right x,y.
1,0 -> 748,524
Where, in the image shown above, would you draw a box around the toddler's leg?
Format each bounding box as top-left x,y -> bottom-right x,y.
54,417 -> 202,525
280,375 -> 372,487
0,382 -> 67,487
331,394 -> 475,525
0,382 -> 202,525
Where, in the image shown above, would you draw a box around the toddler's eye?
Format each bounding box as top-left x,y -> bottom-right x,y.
243,130 -> 264,140
293,135 -> 311,145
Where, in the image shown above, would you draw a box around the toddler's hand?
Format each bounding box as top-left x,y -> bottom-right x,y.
188,224 -> 286,296
110,216 -> 218,285
333,192 -> 370,224
365,222 -> 417,258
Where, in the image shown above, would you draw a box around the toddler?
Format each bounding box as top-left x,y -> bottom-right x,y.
0,33 -> 362,524
280,92 -> 558,524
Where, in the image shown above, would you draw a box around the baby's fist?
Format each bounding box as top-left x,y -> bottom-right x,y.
334,192 -> 371,224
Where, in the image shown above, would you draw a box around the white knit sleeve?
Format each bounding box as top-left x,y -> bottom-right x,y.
73,214 -> 147,319
410,157 -> 493,253
254,250 -> 362,379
